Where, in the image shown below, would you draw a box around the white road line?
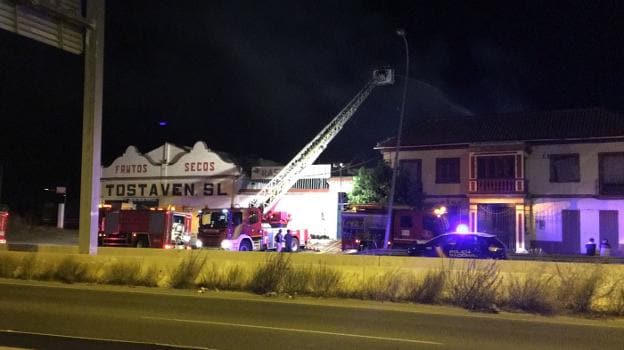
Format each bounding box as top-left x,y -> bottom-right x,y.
0,329 -> 217,350
142,316 -> 444,346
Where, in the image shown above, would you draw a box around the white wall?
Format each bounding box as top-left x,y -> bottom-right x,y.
527,142 -> 624,195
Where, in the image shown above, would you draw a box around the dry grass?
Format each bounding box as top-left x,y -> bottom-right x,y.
446,260 -> 502,312
504,269 -> 556,315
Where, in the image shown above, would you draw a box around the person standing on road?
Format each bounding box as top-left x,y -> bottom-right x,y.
600,239 -> 611,257
585,238 -> 597,256
275,229 -> 283,253
284,229 -> 293,252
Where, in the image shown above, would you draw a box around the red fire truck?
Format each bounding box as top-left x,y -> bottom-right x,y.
0,211 -> 8,244
341,205 -> 448,251
99,207 -> 195,249
197,207 -> 308,251
203,69 -> 394,252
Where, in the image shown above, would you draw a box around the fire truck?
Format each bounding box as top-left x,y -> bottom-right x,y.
99,207 -> 196,249
0,211 -> 8,244
341,205 -> 448,251
198,68 -> 395,252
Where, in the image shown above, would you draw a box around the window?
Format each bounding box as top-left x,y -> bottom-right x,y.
549,154 -> 580,182
399,159 -> 421,181
436,158 -> 460,183
477,155 -> 515,179
599,153 -> 624,195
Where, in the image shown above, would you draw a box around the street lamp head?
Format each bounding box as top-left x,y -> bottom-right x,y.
396,28 -> 406,36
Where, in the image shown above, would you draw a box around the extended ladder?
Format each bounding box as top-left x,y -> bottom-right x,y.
250,69 -> 394,213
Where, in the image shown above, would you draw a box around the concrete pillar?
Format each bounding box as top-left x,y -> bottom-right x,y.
515,204 -> 528,253
469,203 -> 478,232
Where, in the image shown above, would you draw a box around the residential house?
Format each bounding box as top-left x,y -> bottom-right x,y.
375,109 -> 624,255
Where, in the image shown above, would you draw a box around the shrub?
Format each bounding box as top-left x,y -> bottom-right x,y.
54,256 -> 89,284
199,263 -> 248,291
556,264 -> 604,313
360,270 -> 407,302
407,269 -> 446,304
13,254 -> 38,280
169,253 -> 207,289
504,270 -> 556,315
249,254 -> 291,294
447,260 -> 502,311
309,263 -> 342,297
0,254 -> 19,278
281,265 -> 311,295
101,260 -> 143,285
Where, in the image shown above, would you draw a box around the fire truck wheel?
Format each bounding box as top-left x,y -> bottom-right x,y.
239,240 -> 252,251
290,238 -> 299,252
136,238 -> 148,248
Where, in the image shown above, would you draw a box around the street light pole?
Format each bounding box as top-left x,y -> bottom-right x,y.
383,29 -> 409,250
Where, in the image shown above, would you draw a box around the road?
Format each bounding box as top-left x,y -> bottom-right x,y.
0,279 -> 623,350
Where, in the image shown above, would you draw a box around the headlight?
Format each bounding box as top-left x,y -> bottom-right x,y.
195,239 -> 203,249
221,239 -> 233,250
488,245 -> 500,252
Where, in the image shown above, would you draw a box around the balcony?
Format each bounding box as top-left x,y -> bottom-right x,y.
469,178 -> 526,194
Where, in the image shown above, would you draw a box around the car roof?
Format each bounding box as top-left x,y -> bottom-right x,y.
415,232 -> 497,244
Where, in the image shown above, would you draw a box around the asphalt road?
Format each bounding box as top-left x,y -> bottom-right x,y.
0,279 -> 623,350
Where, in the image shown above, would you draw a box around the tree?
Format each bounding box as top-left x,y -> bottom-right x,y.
348,161 -> 391,205
348,160 -> 425,208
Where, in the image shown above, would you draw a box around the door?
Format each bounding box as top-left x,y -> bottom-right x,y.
561,209 -> 580,254
477,204 -> 516,251
599,210 -> 618,255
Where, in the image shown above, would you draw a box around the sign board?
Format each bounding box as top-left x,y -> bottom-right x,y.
0,0 -> 84,54
251,164 -> 331,180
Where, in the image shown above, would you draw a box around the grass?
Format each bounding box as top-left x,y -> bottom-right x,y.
406,268 -> 446,304
1,250 -> 623,318
503,269 -> 556,315
446,260 -> 502,312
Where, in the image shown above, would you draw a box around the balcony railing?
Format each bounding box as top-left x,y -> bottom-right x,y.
469,178 -> 526,194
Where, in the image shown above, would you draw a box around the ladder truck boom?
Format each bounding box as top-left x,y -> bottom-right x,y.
250,68 -> 394,213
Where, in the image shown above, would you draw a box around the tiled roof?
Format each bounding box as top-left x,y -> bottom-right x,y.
376,108 -> 624,148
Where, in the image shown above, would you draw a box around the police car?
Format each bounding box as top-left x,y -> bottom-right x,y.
407,226 -> 507,259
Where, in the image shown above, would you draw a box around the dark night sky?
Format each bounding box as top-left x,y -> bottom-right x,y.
0,1 -> 622,213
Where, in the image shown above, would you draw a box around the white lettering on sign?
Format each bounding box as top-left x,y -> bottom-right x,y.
184,162 -> 215,172
103,182 -> 228,197
115,164 -> 149,174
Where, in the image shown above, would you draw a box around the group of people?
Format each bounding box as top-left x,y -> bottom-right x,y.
274,228 -> 293,252
585,238 -> 612,257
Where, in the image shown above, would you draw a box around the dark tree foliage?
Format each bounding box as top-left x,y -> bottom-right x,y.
349,160 -> 424,208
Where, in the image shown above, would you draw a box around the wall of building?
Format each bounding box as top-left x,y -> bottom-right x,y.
385,147 -> 468,197
527,141 -> 624,195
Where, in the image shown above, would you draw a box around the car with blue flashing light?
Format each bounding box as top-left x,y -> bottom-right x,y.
407,226 -> 507,259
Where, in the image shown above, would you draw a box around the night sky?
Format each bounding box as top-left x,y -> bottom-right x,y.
0,1 -> 622,214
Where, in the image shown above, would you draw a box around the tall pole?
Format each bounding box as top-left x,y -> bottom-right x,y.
78,0 -> 105,254
383,29 -> 409,249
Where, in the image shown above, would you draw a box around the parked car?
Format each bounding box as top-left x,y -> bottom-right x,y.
407,232 -> 507,259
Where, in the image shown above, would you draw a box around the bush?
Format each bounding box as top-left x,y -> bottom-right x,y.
13,254 -> 38,280
169,253 -> 207,289
0,254 -> 19,278
101,260 -> 150,286
407,269 -> 446,304
360,270 -> 407,302
447,260 -> 502,311
309,263 -> 342,297
198,263 -> 248,291
249,254 -> 291,294
504,270 -> 556,315
556,264 -> 604,313
54,256 -> 89,284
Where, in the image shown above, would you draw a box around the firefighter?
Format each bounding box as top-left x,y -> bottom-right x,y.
585,238 -> 596,256
275,229 -> 283,252
284,229 -> 293,252
600,239 -> 612,257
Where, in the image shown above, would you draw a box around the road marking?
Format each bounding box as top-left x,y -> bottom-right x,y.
0,329 -> 218,350
143,316 -> 444,346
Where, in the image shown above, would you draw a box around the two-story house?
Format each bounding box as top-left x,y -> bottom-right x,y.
376,109 -> 623,255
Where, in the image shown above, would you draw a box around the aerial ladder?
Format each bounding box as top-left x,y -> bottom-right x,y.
208,68 -> 394,251
250,68 -> 394,213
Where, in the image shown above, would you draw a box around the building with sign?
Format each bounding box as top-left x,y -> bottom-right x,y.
101,141 -> 342,237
